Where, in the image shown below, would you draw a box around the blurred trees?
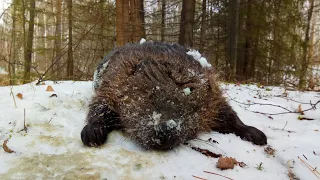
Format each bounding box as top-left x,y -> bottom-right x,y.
0,0 -> 319,89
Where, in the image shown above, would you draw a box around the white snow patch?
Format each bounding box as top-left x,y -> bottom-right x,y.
183,87 -> 191,96
166,119 -> 177,129
152,111 -> 162,125
140,38 -> 146,44
186,50 -> 212,68
186,50 -> 202,61
0,81 -> 319,180
0,67 -> 7,74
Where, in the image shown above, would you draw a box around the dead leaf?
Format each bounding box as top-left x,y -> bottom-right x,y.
50,94 -> 58,98
238,162 -> 247,168
3,140 -> 14,153
16,93 -> 23,99
216,156 -> 238,170
46,85 -> 54,92
264,145 -> 275,156
298,104 -> 304,115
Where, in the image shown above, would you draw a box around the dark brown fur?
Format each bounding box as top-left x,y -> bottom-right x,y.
81,42 -> 267,150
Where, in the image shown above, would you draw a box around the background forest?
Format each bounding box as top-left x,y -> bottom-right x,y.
0,0 -> 319,90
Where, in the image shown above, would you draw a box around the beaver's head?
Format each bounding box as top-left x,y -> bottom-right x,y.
116,53 -> 220,150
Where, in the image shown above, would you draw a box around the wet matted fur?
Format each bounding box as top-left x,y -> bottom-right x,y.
81,42 -> 267,150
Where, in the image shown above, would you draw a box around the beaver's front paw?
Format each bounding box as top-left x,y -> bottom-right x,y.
237,126 -> 267,145
81,123 -> 108,147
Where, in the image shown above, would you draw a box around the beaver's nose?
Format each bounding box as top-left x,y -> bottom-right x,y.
153,120 -> 180,150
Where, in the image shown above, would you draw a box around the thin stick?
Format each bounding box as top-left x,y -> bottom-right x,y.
282,121 -> 288,130
204,171 -> 234,180
24,109 -> 27,133
192,175 -> 208,180
9,86 -> 17,108
298,156 -> 320,178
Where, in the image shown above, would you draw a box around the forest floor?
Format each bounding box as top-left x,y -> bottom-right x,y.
0,81 -> 319,180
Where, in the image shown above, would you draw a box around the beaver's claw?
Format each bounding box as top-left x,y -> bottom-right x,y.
237,126 -> 267,145
81,123 -> 108,147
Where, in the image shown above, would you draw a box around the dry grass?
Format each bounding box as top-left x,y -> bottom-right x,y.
0,74 -> 10,86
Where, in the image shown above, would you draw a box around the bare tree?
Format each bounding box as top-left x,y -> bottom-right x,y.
23,0 -> 36,83
199,0 -> 206,53
131,0 -> 145,42
299,0 -> 314,89
54,0 -> 62,77
227,0 -> 240,80
160,0 -> 166,42
67,0 -> 73,77
179,0 -> 195,47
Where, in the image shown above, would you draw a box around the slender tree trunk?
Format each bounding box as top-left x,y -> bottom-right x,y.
299,0 -> 314,89
160,0 -> 166,42
199,0 -> 206,53
131,0 -> 145,42
123,0 -> 131,43
227,0 -> 240,80
100,0 -> 105,52
179,0 -> 195,47
9,0 -> 18,85
23,0 -> 36,83
67,0 -> 73,78
116,0 -> 124,46
243,0 -> 252,79
55,0 -> 62,77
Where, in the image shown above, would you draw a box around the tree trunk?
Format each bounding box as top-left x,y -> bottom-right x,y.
23,0 -> 36,83
131,0 -> 145,42
9,0 -> 18,85
227,0 -> 240,80
243,0 -> 252,79
55,0 -> 62,77
160,0 -> 166,42
199,0 -> 206,53
123,0 -> 131,44
67,0 -> 73,78
100,0 -> 105,52
179,0 -> 195,47
116,0 -> 124,46
298,0 -> 314,89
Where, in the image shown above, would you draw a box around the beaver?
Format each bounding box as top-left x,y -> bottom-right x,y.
81,42 -> 267,150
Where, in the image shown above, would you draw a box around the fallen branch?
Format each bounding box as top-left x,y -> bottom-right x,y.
23,109 -> 27,133
298,156 -> 320,179
192,175 -> 207,180
9,86 -> 17,108
191,146 -> 222,158
203,171 -> 234,180
229,94 -> 320,116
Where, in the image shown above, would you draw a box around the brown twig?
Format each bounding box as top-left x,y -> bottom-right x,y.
298,156 -> 320,179
203,171 -> 234,180
192,175 -> 207,180
191,146 -> 222,158
229,94 -> 320,116
282,121 -> 288,130
23,109 -> 27,133
9,86 -> 17,108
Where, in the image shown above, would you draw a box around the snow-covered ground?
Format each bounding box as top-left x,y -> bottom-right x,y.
0,81 -> 319,180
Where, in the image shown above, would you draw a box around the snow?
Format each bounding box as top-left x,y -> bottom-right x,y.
0,81 -> 320,180
140,38 -> 146,44
187,50 -> 212,68
183,87 -> 191,96
0,67 -> 7,74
